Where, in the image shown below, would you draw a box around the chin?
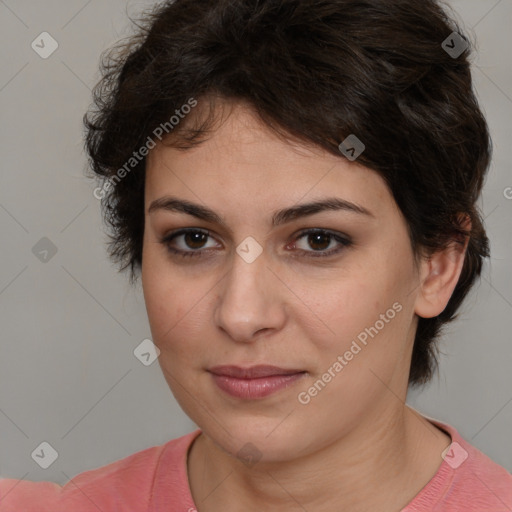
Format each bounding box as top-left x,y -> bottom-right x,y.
200,415 -> 309,464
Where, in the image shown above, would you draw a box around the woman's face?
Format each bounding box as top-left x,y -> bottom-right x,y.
142,102 -> 427,462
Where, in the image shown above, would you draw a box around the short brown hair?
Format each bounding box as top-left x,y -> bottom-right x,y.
84,0 -> 491,387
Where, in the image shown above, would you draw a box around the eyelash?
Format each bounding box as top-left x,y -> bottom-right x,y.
160,228 -> 352,259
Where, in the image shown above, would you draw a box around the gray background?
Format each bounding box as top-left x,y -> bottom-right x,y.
0,0 -> 511,485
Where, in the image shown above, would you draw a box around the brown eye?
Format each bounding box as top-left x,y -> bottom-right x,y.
292,229 -> 352,258
160,229 -> 219,258
183,231 -> 209,249
306,232 -> 332,251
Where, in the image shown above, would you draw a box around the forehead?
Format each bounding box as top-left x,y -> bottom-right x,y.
144,103 -> 396,221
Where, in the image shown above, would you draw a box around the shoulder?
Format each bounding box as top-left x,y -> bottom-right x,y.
0,430 -> 200,511
58,440 -> 169,509
0,478 -> 62,512
452,436 -> 512,510
406,417 -> 512,512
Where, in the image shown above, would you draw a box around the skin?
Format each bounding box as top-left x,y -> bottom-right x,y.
141,100 -> 468,511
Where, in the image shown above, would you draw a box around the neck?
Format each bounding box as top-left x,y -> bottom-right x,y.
187,404 -> 450,512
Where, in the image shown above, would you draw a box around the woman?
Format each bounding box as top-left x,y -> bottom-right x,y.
1,0 -> 511,510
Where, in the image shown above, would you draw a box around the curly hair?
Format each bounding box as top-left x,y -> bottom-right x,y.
84,0 -> 492,388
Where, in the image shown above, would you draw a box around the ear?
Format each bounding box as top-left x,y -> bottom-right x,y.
414,214 -> 471,319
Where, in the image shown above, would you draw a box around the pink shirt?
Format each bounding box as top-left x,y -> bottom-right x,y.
1,417 -> 511,511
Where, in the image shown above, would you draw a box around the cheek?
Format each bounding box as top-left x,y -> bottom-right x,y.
144,280 -> 190,346
310,263 -> 411,360
304,271 -> 379,334
142,248 -> 186,344
142,260 -> 213,362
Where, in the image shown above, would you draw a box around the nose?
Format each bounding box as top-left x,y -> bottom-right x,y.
214,247 -> 287,343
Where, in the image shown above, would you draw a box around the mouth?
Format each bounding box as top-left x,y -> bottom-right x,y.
208,365 -> 306,378
207,365 -> 307,399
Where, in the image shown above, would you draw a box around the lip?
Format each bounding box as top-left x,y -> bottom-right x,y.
208,365 -> 307,399
209,365 -> 305,378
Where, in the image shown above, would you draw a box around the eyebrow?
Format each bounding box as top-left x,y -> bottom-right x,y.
148,195 -> 374,227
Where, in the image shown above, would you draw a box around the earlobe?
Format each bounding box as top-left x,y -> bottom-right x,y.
414,215 -> 471,319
